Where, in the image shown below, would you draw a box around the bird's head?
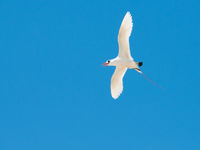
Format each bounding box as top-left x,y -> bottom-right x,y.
102,60 -> 111,66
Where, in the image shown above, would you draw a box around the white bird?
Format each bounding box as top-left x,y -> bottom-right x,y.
103,12 -> 156,99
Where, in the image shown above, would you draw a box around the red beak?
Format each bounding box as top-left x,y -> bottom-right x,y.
102,62 -> 108,66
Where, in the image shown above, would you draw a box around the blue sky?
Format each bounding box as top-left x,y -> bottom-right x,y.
0,0 -> 200,149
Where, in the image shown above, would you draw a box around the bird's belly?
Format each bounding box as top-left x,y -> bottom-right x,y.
116,59 -> 136,68
128,62 -> 138,68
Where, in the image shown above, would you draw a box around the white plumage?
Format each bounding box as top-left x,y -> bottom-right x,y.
103,12 -> 146,99
118,12 -> 133,59
111,67 -> 127,99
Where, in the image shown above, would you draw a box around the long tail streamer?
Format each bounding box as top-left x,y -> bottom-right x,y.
140,72 -> 165,90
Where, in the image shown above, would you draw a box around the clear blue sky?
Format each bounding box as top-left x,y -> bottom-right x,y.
0,0 -> 200,149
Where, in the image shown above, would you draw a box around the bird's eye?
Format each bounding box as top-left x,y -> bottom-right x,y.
107,60 -> 110,63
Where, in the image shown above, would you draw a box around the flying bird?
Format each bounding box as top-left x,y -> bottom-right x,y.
103,12 -> 158,99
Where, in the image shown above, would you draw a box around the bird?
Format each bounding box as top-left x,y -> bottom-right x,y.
103,12 -> 157,99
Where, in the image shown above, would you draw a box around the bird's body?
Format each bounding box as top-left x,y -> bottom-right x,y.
106,57 -> 138,69
103,12 -> 147,99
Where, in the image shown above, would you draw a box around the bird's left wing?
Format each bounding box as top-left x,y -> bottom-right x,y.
111,67 -> 127,99
118,12 -> 133,59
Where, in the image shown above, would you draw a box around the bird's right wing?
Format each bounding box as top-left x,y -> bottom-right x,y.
111,67 -> 127,99
118,12 -> 133,59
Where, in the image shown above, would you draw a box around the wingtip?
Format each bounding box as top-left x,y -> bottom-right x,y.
126,11 -> 132,17
123,11 -> 133,28
111,93 -> 120,99
112,96 -> 119,100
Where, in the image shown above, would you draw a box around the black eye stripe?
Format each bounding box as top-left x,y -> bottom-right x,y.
108,60 -> 110,63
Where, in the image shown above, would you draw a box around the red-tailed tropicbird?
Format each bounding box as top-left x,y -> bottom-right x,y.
103,12 -> 159,99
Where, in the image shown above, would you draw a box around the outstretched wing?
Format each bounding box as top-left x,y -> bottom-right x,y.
111,67 -> 127,99
118,12 -> 133,59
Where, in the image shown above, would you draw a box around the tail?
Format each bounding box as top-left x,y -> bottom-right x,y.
134,68 -> 165,90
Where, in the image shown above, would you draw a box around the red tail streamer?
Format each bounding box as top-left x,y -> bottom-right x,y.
140,72 -> 165,90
